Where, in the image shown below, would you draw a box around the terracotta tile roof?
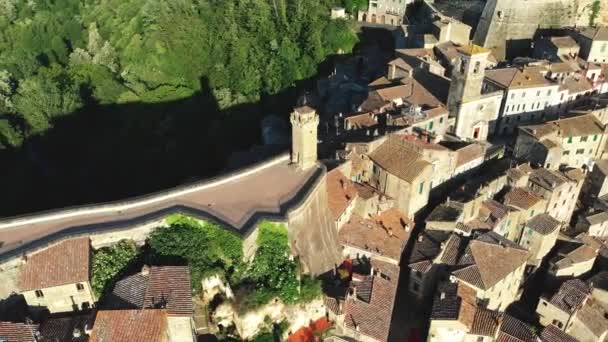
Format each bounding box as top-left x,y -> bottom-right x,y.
408,229 -> 451,264
368,76 -> 392,88
547,279 -> 591,314
387,58 -> 414,71
575,300 -> 608,338
540,324 -> 579,342
344,112 -> 378,130
551,114 -> 604,137
352,182 -> 384,200
504,187 -> 543,210
294,106 -> 315,115
430,282 -> 462,320
439,234 -> 465,265
19,237 -> 90,291
496,314 -> 538,342
471,308 -> 501,337
369,136 -> 431,183
339,213 -> 410,262
455,143 -> 485,168
39,312 -> 93,342
485,68 -> 519,89
486,66 -> 554,90
89,309 -> 168,342
324,296 -> 343,315
552,239 -> 599,270
560,75 -> 594,94
144,266 -> 192,317
529,168 -> 569,190
453,240 -> 528,290
426,203 -> 463,222
400,75 -> 444,107
526,214 -> 561,235
326,168 -> 358,221
343,261 -> 399,342
409,260 -> 433,273
376,85 -> 411,102
0,322 -> 39,342
104,266 -> 192,317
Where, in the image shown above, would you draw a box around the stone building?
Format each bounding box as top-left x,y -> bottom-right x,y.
549,235 -> 601,277
576,210 -> 608,238
571,26 -> 608,64
357,0 -> 411,26
290,106 -> 319,170
428,282 -> 538,342
447,44 -> 503,141
584,159 -> 608,202
519,214 -> 561,262
527,168 -> 585,223
368,135 -> 433,218
533,36 -> 581,61
485,66 -> 561,135
101,265 -> 196,342
515,113 -> 608,169
537,279 -> 608,341
450,239 -> 528,311
19,237 -> 96,314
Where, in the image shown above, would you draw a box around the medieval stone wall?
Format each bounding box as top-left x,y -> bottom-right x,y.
474,0 -> 608,61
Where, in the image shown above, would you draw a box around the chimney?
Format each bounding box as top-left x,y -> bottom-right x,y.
141,265 -> 150,276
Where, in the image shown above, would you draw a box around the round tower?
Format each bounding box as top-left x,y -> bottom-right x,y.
290,106 -> 319,170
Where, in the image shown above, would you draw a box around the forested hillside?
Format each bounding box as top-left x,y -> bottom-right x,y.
0,0 -> 359,215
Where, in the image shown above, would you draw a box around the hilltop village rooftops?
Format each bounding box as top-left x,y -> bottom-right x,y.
408,229 -> 451,271
544,279 -> 591,314
526,214 -> 561,235
431,282 -> 536,340
19,237 -> 90,291
520,113 -> 605,139
104,265 -> 193,317
540,324 -> 579,342
358,76 -> 443,112
39,312 -> 94,342
0,321 -> 39,342
550,239 -> 599,271
89,309 -> 169,342
452,240 -> 529,290
485,66 -> 554,90
342,259 -> 399,342
529,168 -> 570,190
504,187 -> 544,210
339,211 -> 411,262
369,135 -> 431,183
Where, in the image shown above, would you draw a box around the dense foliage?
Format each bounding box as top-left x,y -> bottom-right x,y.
148,215 -> 244,290
91,240 -> 139,297
0,0 -> 359,216
590,0 -> 601,26
240,221 -> 322,310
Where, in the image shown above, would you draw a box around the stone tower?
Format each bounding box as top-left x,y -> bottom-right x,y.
290,106 -> 319,170
447,44 -> 491,115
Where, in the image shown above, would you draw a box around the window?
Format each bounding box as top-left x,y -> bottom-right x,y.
567,137 -> 573,143
602,43 -> 607,53
548,90 -> 552,96
576,148 -> 585,154
477,337 -> 484,342
35,290 -> 44,298
522,92 -> 526,98
428,121 -> 434,130
536,90 -> 541,97
474,61 -> 481,74
530,210 -> 535,217
419,182 -> 424,194
563,150 -> 570,156
594,135 -> 599,141
511,93 -> 515,100
581,136 -> 588,142
76,283 -> 85,291
590,149 -> 594,154
439,117 -> 444,124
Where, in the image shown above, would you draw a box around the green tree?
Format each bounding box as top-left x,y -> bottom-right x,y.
91,240 -> 139,297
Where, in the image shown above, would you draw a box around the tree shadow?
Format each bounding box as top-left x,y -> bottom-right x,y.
0,24 -> 395,217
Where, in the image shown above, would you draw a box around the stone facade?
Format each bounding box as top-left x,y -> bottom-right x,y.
447,45 -> 503,141
474,0 -> 607,60
357,0 -> 412,26
22,281 -> 95,314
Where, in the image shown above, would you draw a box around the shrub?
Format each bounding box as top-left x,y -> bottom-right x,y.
91,240 -> 138,297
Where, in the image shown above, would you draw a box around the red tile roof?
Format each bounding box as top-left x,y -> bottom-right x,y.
504,187 -> 543,210
19,237 -> 90,291
89,310 -> 168,342
343,261 -> 399,342
0,321 -> 39,342
369,136 -> 431,183
144,266 -> 193,317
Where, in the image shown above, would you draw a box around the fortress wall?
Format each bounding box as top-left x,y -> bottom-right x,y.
474,0 -> 606,60
287,173 -> 342,275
